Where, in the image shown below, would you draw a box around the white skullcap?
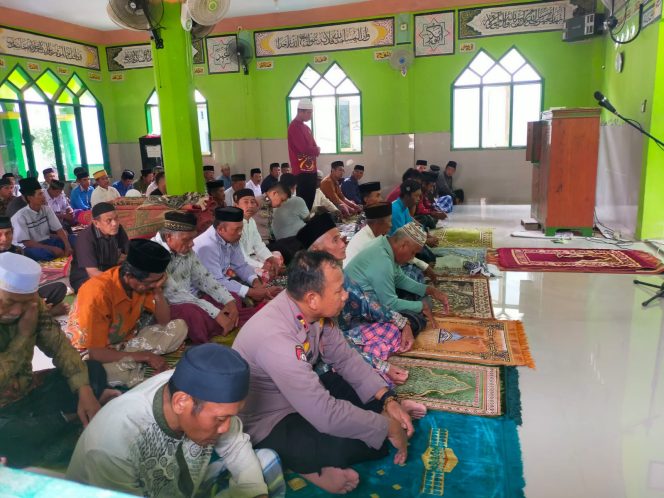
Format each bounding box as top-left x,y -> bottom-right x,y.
0,252 -> 41,294
125,189 -> 142,198
400,222 -> 427,247
297,98 -> 313,110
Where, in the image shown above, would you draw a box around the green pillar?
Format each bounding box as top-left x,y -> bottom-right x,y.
636,19 -> 664,239
151,0 -> 203,194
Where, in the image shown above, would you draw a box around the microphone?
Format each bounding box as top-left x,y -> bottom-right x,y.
594,91 -> 617,113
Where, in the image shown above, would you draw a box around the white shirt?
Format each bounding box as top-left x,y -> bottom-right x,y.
67,371 -> 269,498
310,188 -> 339,216
246,180 -> 263,199
12,204 -> 62,244
90,185 -> 120,207
44,188 -> 72,215
239,218 -> 273,269
145,181 -> 159,196
224,187 -> 236,207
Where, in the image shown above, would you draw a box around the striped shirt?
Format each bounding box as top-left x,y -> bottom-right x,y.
11,205 -> 62,244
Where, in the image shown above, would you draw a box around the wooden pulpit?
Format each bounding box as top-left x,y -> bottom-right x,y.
526,108 -> 601,236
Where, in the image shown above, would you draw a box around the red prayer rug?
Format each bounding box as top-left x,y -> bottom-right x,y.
39,256 -> 71,286
488,248 -> 664,274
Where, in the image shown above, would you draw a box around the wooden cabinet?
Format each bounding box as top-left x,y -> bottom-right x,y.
527,108 -> 601,236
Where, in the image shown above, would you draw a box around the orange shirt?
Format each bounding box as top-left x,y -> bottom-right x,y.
319,175 -> 347,206
65,266 -> 156,351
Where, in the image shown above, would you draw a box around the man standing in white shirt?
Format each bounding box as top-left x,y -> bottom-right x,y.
246,168 -> 263,198
233,189 -> 281,279
90,170 -> 120,207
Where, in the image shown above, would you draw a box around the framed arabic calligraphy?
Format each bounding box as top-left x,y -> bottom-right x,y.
458,0 -> 595,39
206,35 -> 239,74
414,11 -> 455,57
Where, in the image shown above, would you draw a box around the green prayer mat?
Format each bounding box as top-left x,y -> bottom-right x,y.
432,276 -> 494,319
431,228 -> 494,249
284,412 -> 524,497
390,357 -> 500,416
433,248 -> 487,275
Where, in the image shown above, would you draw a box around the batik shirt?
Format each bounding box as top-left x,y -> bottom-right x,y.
67,371 -> 269,498
152,232 -> 234,318
0,300 -> 88,407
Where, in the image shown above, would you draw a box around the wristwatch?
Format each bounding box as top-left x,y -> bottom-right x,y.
380,389 -> 399,406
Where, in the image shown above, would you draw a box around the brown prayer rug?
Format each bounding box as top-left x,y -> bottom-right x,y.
390,356 -> 501,416
401,317 -> 535,368
433,275 -> 494,319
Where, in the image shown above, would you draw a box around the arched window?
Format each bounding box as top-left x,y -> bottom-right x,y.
452,48 -> 542,149
0,66 -> 108,181
287,63 -> 362,154
145,89 -> 211,155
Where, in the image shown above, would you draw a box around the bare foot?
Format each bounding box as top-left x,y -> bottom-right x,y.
401,399 -> 427,420
387,365 -> 409,385
301,467 -> 360,494
99,389 -> 122,405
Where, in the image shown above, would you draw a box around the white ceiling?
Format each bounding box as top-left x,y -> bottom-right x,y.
0,0 -> 369,31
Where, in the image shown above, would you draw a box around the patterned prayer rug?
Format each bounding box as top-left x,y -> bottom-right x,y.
488,247 -> 664,274
433,248 -> 487,275
390,357 -> 500,416
401,317 -> 535,368
430,227 -> 493,249
433,275 -> 494,319
39,256 -> 71,286
143,344 -> 188,378
284,412 -> 524,497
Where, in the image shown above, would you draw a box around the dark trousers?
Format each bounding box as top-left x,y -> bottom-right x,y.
454,189 -> 465,204
38,281 -> 67,306
296,172 -> 318,211
0,361 -> 107,468
255,371 -> 388,474
417,245 -> 436,264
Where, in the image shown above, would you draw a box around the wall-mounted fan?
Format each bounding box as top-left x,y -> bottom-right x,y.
186,0 -> 230,26
228,36 -> 253,75
107,0 -> 164,48
389,48 -> 414,77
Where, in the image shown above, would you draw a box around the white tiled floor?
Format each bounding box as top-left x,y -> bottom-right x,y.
445,205 -> 664,498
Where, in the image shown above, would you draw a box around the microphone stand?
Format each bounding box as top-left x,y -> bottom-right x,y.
600,101 -> 664,306
598,102 -> 664,148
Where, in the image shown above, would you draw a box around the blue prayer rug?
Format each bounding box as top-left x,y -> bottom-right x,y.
284,412 -> 525,497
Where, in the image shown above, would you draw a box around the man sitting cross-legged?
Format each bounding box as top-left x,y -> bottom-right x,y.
68,343 -> 285,498
65,239 -> 187,388
296,213 -> 418,387
234,189 -> 282,280
194,207 -> 282,326
233,251 -> 426,495
152,211 -> 240,344
345,222 -> 449,330
69,202 -> 129,293
11,177 -> 74,262
0,252 -> 117,468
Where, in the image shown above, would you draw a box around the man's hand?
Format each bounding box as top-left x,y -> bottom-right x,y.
387,364 -> 409,385
223,300 -> 239,327
426,287 -> 449,314
63,244 -> 73,257
262,258 -> 279,279
153,273 -> 168,291
76,385 -> 101,427
423,265 -> 439,285
384,399 -> 414,438
17,298 -> 39,338
386,415 -> 409,465
338,204 -> 351,218
47,245 -> 65,257
266,285 -> 283,299
215,311 -> 235,335
426,235 -> 438,247
421,301 -> 438,329
136,352 -> 168,372
399,324 -> 415,353
247,287 -> 269,302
